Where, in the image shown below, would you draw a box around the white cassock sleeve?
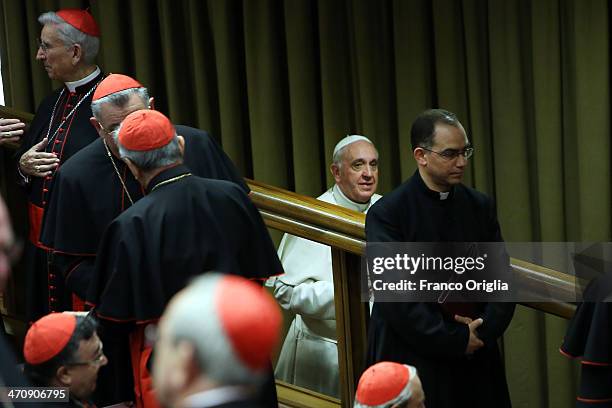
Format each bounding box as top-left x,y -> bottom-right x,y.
269,233 -> 336,321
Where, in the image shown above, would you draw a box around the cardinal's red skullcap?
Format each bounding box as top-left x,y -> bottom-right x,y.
118,110 -> 175,151
56,9 -> 100,37
216,275 -> 282,371
24,313 -> 77,365
93,74 -> 143,102
355,362 -> 412,407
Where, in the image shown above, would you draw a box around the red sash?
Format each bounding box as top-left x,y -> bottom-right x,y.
72,294 -> 86,312
28,203 -> 47,248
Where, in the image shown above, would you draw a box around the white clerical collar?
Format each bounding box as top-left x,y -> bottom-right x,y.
439,191 -> 450,200
182,385 -> 253,408
332,184 -> 370,213
65,66 -> 101,92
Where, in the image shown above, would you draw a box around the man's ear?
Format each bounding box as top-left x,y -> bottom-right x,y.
56,365 -> 72,386
90,117 -> 101,131
177,136 -> 185,155
71,43 -> 83,65
330,163 -> 341,183
173,340 -> 198,390
149,97 -> 155,110
123,158 -> 142,181
414,148 -> 427,166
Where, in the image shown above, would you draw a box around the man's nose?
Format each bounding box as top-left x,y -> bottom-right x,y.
35,48 -> 45,60
362,166 -> 374,178
456,154 -> 467,167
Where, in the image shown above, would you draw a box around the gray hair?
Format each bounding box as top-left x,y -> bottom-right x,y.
38,11 -> 99,64
91,87 -> 150,121
118,135 -> 182,172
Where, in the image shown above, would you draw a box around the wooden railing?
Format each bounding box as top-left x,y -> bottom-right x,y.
0,106 -> 33,150
0,106 -> 34,122
1,105 -> 577,408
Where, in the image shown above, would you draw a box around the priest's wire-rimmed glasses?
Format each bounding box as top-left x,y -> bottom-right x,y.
421,146 -> 474,160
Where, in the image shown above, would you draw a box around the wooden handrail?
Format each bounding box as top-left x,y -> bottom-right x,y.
0,105 -> 34,123
249,180 -> 366,239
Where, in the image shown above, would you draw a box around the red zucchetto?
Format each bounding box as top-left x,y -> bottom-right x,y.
56,9 -> 100,37
93,74 -> 144,102
216,275 -> 282,371
354,362 -> 417,408
23,313 -> 77,365
118,110 -> 175,151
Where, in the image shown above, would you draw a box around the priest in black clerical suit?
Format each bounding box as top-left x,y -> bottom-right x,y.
365,109 -> 515,408
14,9 -> 104,321
87,109 -> 282,408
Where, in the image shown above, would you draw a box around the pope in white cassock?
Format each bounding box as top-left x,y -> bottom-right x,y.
267,135 -> 381,397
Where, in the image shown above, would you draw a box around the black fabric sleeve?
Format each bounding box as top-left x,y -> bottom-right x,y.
366,201 -> 404,242
53,253 -> 96,300
477,302 -> 516,345
375,302 -> 470,359
232,184 -> 284,279
86,218 -> 141,319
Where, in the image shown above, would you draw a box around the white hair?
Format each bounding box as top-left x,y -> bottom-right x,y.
117,133 -> 182,172
91,87 -> 150,121
38,12 -> 99,64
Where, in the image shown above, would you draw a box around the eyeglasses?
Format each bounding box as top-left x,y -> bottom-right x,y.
98,122 -> 119,138
421,146 -> 474,160
37,38 -> 68,53
36,38 -> 76,54
68,354 -> 106,367
37,38 -> 51,52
